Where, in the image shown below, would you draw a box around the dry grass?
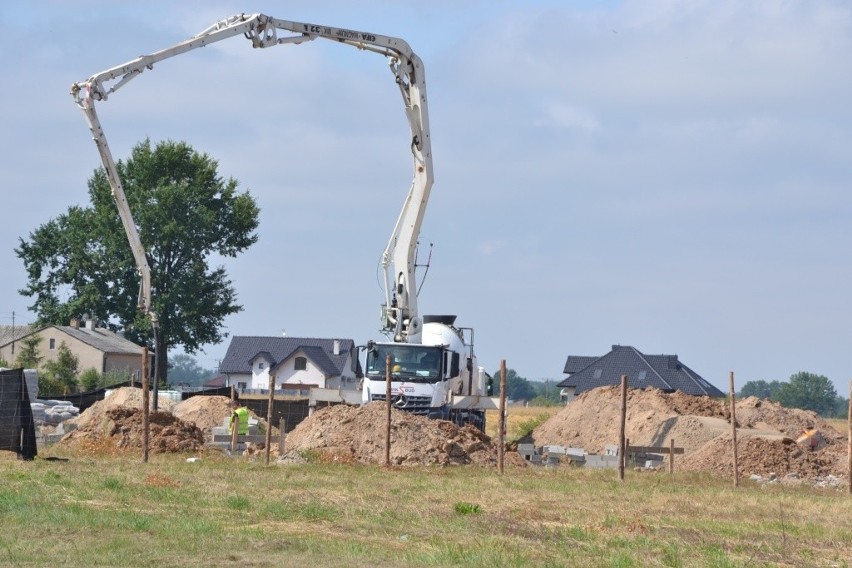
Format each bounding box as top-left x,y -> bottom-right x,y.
2,439 -> 849,567
485,404 -> 561,440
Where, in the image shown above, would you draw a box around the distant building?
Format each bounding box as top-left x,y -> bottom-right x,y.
0,318 -> 148,379
557,345 -> 724,403
218,336 -> 359,392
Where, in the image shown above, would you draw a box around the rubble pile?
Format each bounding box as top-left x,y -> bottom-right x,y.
282,402 -> 496,466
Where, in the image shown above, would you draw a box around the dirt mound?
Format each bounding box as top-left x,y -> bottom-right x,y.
172,395 -> 234,434
531,386 -> 846,481
65,387 -> 177,431
679,435 -> 846,478
283,402 -> 496,466
532,386 -> 730,454
734,396 -> 840,438
57,407 -> 205,453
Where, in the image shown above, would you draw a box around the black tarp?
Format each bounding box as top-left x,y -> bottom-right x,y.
39,380 -> 138,413
0,368 -> 38,460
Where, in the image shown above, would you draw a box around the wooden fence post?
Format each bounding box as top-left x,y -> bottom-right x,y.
669,438 -> 675,475
279,418 -> 286,454
498,360 -> 507,475
265,372 -> 274,466
619,375 -> 627,481
730,371 -> 739,488
847,381 -> 851,495
141,346 -> 149,464
385,354 -> 392,467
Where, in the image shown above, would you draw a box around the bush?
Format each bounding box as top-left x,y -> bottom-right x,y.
79,368 -> 102,391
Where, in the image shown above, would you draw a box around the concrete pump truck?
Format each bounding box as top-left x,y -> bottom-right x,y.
72,13 -> 496,430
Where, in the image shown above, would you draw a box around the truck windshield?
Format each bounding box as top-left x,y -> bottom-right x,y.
365,345 -> 442,382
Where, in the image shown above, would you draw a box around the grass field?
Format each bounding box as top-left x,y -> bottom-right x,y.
2,440 -> 851,567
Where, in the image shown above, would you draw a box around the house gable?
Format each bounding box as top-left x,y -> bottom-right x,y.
0,320 -> 145,377
221,336 -> 356,391
558,345 -> 724,398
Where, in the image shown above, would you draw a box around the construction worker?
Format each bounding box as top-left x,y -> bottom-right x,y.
229,400 -> 249,436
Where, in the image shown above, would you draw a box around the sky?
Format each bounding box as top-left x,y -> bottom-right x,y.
1,1 -> 851,395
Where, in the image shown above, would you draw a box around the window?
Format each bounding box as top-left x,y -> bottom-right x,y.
637,370 -> 647,382
294,357 -> 307,371
49,338 -> 56,350
593,369 -> 602,379
258,362 -> 265,370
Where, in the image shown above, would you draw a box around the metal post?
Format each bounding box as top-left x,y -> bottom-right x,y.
730,371 -> 739,488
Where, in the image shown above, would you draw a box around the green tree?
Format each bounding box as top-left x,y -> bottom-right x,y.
775,372 -> 837,417
42,341 -> 79,394
168,353 -> 216,386
738,379 -> 784,400
491,368 -> 537,401
16,139 -> 259,382
833,397 -> 849,419
15,335 -> 43,368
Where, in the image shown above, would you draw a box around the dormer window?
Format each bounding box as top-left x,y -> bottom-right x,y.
258,362 -> 265,370
295,357 -> 307,371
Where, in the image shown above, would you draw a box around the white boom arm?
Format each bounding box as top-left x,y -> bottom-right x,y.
70,13 -> 433,343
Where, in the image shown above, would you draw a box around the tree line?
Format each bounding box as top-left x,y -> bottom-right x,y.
738,372 -> 848,418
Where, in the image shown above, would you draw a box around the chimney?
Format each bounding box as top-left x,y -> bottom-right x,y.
333,339 -> 340,355
70,319 -> 79,329
85,318 -> 96,330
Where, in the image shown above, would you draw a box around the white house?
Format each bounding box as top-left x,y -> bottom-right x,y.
218,336 -> 359,392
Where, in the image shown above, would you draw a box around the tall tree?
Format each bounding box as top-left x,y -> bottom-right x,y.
16,139 -> 259,382
738,379 -> 784,400
168,353 -> 216,386
491,368 -> 537,401
775,372 -> 837,417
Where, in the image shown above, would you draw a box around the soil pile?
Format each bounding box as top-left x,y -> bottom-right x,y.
65,387 -> 177,431
57,387 -> 204,454
57,407 -> 205,453
678,435 -> 847,478
532,386 -> 846,479
172,395 -> 234,434
283,402 -> 496,466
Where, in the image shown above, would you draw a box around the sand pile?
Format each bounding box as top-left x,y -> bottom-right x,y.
283,402 -> 496,466
531,386 -> 846,479
172,395 -> 234,434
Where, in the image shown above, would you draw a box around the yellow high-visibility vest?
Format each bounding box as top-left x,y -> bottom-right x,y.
229,407 -> 249,435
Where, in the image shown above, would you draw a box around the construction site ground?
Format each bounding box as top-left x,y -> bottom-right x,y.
48,386 -> 849,485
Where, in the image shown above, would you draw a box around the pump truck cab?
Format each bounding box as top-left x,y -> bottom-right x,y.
362,315 -> 488,430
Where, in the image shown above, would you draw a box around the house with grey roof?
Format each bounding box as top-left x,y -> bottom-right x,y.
218,336 -> 359,393
0,318 -> 147,379
557,345 -> 724,403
